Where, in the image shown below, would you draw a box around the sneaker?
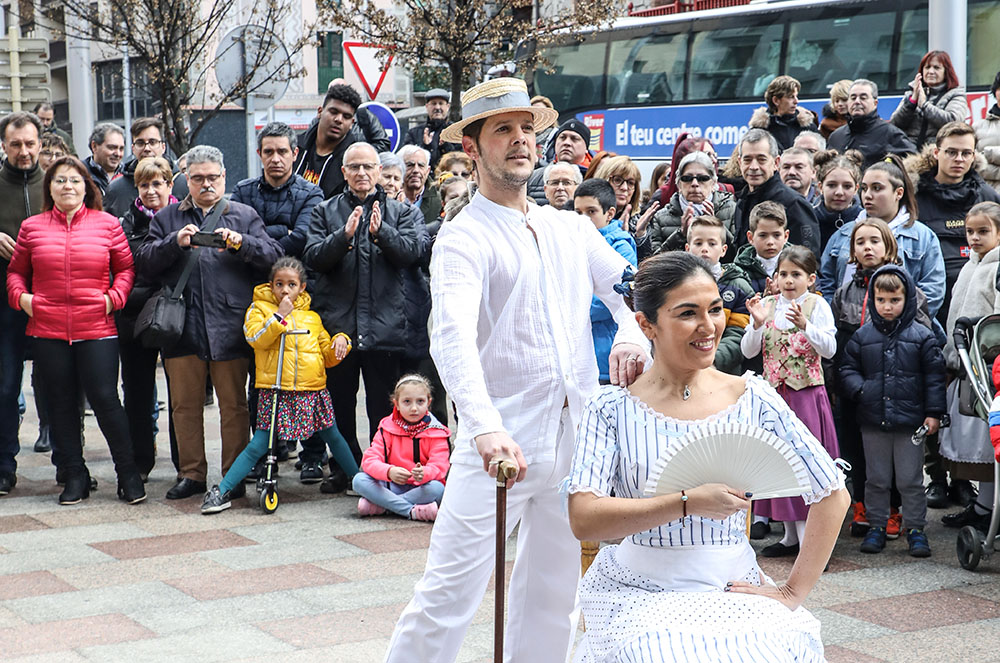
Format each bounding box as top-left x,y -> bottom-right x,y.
942,502 -> 992,531
926,481 -> 949,509
860,526 -> 887,554
201,485 -> 233,514
319,474 -> 348,494
357,498 -> 386,516
749,521 -> 771,540
886,509 -> 902,540
849,502 -> 870,537
906,528 -> 931,558
245,459 -> 264,482
410,502 -> 439,521
300,462 -> 324,484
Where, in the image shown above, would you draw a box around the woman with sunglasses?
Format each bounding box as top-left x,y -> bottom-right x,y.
638,152 -> 736,258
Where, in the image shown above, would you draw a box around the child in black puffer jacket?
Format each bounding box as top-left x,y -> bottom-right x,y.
840,264 -> 946,558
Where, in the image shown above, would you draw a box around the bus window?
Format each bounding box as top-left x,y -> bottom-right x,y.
688,22 -> 783,102
606,32 -> 687,106
532,37 -> 607,113
787,10 -> 896,97
969,0 -> 1000,88
894,6 -> 929,90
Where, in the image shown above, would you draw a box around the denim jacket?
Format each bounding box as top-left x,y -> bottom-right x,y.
818,208 -> 946,317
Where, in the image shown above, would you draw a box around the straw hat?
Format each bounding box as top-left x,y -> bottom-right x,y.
439,78 -> 559,144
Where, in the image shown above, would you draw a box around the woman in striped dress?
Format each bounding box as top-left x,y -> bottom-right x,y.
566,252 -> 850,663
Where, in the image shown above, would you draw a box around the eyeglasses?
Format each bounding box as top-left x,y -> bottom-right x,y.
189,173 -> 222,185
609,175 -> 637,190
546,179 -> 577,188
133,138 -> 162,149
404,161 -> 428,170
942,148 -> 974,160
679,174 -> 714,183
40,150 -> 65,158
138,179 -> 169,189
53,177 -> 83,186
344,162 -> 378,173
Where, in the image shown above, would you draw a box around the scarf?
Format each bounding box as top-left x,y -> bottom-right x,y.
677,192 -> 706,216
392,405 -> 431,437
134,194 -> 178,218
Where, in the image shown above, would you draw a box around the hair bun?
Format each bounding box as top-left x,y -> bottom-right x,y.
810,149 -> 840,170
613,266 -> 637,311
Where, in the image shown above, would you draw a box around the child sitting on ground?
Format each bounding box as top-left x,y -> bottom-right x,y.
201,257 -> 359,514
684,215 -> 753,374
352,374 -> 451,521
574,178 -> 638,384
840,266 -> 946,557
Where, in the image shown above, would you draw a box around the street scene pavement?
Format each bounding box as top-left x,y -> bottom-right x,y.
1,366 -> 998,662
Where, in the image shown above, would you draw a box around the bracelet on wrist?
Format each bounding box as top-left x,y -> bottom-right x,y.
681,490 -> 688,518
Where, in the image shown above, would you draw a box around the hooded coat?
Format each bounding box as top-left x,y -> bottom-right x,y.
819,103 -> 847,139
973,103 -> 1000,191
243,284 -> 351,391
827,111 -> 917,168
231,174 -> 324,257
942,244 -> 1000,372
905,146 -> 1000,300
748,106 -> 818,151
360,411 -> 451,486
293,112 -> 389,200
590,222 -> 636,382
644,190 -> 737,256
840,264 -> 946,430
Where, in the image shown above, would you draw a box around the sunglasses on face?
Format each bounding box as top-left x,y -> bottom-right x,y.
679,174 -> 713,183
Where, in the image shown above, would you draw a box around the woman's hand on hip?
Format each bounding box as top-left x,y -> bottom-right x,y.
685,483 -> 751,520
725,581 -> 801,611
18,293 -> 33,317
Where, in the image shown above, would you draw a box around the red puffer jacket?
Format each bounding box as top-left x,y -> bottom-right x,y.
7,206 -> 134,341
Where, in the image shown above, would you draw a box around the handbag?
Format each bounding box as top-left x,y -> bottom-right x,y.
134,202 -> 225,349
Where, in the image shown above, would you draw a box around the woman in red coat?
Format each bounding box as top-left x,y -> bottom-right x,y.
7,155 -> 144,506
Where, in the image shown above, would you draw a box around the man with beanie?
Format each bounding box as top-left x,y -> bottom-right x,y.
401,89 -> 461,171
0,111 -> 45,496
528,118 -> 593,205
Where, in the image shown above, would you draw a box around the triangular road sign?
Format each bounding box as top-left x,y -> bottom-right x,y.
343,42 -> 394,100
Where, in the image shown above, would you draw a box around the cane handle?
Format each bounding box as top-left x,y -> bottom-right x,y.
492,458 -> 518,486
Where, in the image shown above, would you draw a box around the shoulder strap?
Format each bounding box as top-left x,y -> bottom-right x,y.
169,201 -> 226,300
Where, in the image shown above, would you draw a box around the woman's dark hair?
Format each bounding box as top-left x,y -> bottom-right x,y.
776,244 -> 819,277
42,156 -> 103,212
630,252 -> 715,323
919,50 -> 960,91
648,161 -> 669,196
270,256 -> 307,282
864,153 -> 919,224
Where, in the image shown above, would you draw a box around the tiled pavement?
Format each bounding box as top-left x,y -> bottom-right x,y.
1,367 -> 999,662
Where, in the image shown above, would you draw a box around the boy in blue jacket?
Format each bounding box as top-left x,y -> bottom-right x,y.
574,178 -> 637,384
840,264 -> 946,558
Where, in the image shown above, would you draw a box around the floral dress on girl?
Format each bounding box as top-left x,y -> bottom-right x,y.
742,292 -> 840,522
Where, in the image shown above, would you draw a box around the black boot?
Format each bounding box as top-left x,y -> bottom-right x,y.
33,424 -> 51,453
59,470 -> 91,505
117,473 -> 147,504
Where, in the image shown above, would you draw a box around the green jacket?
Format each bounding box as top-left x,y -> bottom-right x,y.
0,159 -> 44,286
734,243 -> 771,295
715,262 -> 754,375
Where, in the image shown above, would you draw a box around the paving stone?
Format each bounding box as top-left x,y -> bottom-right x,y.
256,603 -> 410,646
821,558 -> 994,598
167,562 -> 347,600
835,617 -> 1000,663
29,501 -> 181,529
7,652 -> 91,663
199,534 -> 365,571
0,522 -> 154,552
313,548 -> 429,581
89,529 -> 258,560
337,524 -> 434,553
78,625 -> 294,663
0,544 -> 115,574
823,645 -> 888,663
0,571 -> 77,600
826,588 -> 1000,632
291,574 -> 427,611
127,591 -> 330,635
49,554 -> 233,590
4,581 -> 195,624
0,613 -> 155,658
808,607 -> 898,645
0,514 -> 49,534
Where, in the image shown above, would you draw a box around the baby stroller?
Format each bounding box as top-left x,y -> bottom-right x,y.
951,315 -> 1000,570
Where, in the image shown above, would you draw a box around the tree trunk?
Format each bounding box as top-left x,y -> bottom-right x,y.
449,61 -> 465,123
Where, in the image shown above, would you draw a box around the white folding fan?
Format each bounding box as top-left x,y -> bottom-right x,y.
643,422 -> 813,500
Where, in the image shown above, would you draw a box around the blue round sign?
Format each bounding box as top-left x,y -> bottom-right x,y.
360,102 -> 401,152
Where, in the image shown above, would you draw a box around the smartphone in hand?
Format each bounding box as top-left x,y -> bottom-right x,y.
190,231 -> 227,249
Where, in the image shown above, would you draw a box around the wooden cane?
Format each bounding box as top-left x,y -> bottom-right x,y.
493,458 -> 518,663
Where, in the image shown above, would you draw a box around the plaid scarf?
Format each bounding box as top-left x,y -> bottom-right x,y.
392,406 -> 430,436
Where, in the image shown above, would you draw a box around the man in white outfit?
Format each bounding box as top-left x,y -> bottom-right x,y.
384,78 -> 648,663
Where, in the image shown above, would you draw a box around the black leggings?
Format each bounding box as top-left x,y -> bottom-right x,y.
33,337 -> 137,479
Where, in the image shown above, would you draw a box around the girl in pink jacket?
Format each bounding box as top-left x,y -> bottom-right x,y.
352,374 -> 451,521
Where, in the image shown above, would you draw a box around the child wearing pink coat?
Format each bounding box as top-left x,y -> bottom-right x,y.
352,374 -> 451,521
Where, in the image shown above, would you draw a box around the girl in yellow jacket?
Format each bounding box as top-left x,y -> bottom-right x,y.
202,257 -> 359,514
